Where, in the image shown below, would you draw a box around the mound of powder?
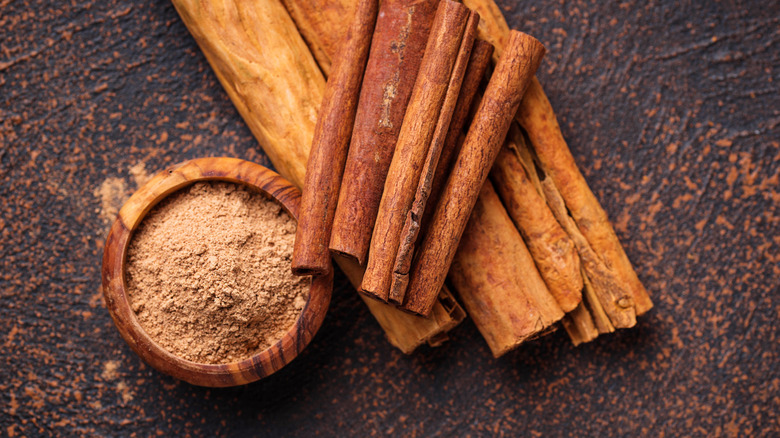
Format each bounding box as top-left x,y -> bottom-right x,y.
125,181 -> 310,364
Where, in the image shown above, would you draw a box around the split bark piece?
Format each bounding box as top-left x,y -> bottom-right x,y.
519,80 -> 653,320
330,0 -> 440,266
490,128 -> 582,312
280,0 -> 355,76
449,181 -> 564,357
292,0 -> 378,276
420,39 -> 494,250
404,30 -> 546,316
337,255 -> 466,353
580,266 -> 616,334
504,126 -> 599,343
561,300 -> 599,347
388,11 -> 481,305
540,174 -> 637,328
171,0 -> 464,353
362,0 -> 470,302
463,0 -> 652,323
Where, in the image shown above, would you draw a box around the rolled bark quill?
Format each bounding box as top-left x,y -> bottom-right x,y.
361,0 -> 471,302
171,0 -> 324,189
388,11 -> 481,305
292,0 -> 378,276
517,79 -> 653,325
172,0 -> 464,354
404,31 -> 546,316
449,181 -> 564,357
505,125 -> 603,343
464,0 -> 652,334
540,172 -> 636,328
392,37 -> 494,304
337,255 -> 466,354
279,0 -> 355,76
490,127 -> 583,313
462,0 -> 507,63
330,0 -> 440,266
561,300 -> 599,346
421,40 -> 494,233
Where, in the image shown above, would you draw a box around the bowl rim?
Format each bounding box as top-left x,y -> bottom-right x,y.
101,157 -> 332,387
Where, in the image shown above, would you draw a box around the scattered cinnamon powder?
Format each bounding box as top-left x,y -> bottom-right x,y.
125,181 -> 310,364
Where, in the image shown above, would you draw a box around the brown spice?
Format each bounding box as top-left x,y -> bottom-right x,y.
125,181 -> 310,365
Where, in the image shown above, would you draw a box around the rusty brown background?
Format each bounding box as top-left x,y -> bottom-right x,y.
1,0 -> 778,436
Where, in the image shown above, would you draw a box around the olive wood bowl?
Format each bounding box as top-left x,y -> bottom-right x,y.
101,157 -> 332,387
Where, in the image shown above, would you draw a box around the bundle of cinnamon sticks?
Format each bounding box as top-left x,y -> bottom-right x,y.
171,0 -> 653,357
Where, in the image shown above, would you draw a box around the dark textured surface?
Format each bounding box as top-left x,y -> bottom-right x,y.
1,0 -> 778,436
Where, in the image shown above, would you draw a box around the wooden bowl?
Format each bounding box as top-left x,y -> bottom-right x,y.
101,157 -> 332,387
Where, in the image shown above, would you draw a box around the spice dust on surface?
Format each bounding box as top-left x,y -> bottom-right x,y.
125,181 -> 310,364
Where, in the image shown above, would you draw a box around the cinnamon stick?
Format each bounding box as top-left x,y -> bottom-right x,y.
580,266 -> 616,334
292,0 -> 378,276
279,0 -> 355,76
448,181 -> 563,357
330,0 -> 439,266
540,173 -> 636,328
362,0 -> 470,302
337,255 -> 466,353
171,0 -> 324,188
404,30 -> 546,316
171,0 -> 465,353
462,0 -> 507,64
421,40 -> 494,232
519,80 -> 653,323
388,11 -> 481,305
490,128 -> 583,312
561,300 -> 599,346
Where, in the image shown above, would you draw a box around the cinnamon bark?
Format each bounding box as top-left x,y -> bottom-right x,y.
580,266 -> 616,334
337,255 -> 466,353
388,11 -> 480,305
561,300 -> 599,346
490,128 -> 582,312
362,0 -> 470,302
292,0 -> 378,276
171,0 -> 465,353
171,0 -> 323,188
466,0 -> 652,327
520,81 -> 653,323
404,30 -> 546,316
448,181 -> 564,357
279,0 -> 355,76
330,0 -> 439,266
419,39 -> 493,255
540,174 -> 637,328
462,0 -> 507,64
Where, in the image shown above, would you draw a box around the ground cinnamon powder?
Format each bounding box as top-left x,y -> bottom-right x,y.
125,181 -> 310,364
